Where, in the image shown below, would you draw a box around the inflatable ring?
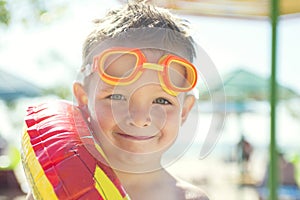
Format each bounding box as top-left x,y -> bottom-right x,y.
21,100 -> 130,200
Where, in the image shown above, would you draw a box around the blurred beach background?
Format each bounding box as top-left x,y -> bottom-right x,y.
1,0 -> 300,199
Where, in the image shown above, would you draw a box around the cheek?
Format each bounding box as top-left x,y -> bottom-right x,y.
90,102 -> 115,134
92,102 -> 129,133
160,109 -> 181,139
166,106 -> 182,123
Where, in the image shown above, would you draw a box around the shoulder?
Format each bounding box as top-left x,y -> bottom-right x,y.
175,178 -> 210,200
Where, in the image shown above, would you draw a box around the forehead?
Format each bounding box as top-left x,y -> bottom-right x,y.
138,49 -> 165,61
91,47 -> 184,61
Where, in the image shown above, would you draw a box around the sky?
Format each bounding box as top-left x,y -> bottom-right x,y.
1,0 -> 300,95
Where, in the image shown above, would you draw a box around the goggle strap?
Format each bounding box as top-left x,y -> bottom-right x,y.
82,64 -> 93,77
142,63 -> 164,71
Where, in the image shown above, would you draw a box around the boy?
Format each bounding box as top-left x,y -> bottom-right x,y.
27,1 -> 209,199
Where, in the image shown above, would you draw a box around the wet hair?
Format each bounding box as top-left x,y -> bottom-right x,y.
82,0 -> 196,63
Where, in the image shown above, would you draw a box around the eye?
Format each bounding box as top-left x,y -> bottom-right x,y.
153,97 -> 171,105
107,94 -> 127,101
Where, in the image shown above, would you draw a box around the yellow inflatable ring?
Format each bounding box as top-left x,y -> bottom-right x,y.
21,100 -> 130,200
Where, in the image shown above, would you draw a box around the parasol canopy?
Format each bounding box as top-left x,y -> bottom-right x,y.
0,69 -> 42,101
130,0 -> 300,19
199,68 -> 299,102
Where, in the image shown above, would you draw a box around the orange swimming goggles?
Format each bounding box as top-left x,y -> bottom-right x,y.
91,47 -> 197,96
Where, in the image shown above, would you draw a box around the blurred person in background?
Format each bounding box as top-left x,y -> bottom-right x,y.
236,135 -> 253,176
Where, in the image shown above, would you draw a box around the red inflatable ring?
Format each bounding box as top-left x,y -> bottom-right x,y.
21,100 -> 130,200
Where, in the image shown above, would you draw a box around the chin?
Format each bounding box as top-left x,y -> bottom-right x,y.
106,147 -> 165,172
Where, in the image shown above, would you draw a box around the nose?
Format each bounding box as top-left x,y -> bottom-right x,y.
126,89 -> 153,127
124,70 -> 159,128
127,106 -> 152,127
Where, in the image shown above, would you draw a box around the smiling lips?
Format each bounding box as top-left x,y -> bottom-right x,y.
115,132 -> 156,141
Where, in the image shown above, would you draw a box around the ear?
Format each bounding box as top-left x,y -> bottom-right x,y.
181,95 -> 195,125
73,82 -> 88,106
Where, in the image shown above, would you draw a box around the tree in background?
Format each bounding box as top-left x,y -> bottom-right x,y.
1,0 -> 73,100
0,0 -> 69,27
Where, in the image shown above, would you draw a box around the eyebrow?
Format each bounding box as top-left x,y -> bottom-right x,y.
98,85 -> 129,94
97,87 -> 115,95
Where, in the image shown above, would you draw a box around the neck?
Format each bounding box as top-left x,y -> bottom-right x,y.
107,150 -> 163,173
115,167 -> 170,189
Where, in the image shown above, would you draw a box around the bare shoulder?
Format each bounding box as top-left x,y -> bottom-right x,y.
176,178 -> 210,200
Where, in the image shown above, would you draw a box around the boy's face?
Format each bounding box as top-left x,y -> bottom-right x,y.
74,48 -> 195,170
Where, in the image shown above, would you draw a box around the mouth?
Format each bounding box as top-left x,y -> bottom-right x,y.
115,132 -> 156,141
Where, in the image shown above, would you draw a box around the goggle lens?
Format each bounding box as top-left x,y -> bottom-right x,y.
166,58 -> 196,90
100,52 -> 139,80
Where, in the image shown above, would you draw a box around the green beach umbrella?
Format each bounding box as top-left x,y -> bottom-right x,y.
0,69 -> 42,102
199,68 -> 299,102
